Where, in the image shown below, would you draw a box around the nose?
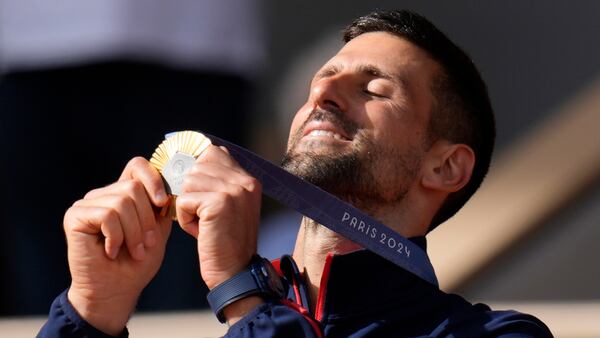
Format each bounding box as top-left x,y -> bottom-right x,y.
310,75 -> 349,112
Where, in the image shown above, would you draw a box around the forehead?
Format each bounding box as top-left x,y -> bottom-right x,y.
324,31 -> 440,83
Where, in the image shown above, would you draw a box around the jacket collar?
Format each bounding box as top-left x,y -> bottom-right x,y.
317,236 -> 439,320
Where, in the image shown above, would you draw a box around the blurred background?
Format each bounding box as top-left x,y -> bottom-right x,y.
1,1 -> 599,337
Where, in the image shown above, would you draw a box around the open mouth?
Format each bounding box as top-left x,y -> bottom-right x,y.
302,121 -> 353,142
305,129 -> 350,141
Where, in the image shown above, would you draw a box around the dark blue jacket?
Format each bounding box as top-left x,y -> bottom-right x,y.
38,238 -> 553,337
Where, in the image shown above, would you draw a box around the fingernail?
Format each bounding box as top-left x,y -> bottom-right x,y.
108,246 -> 120,260
144,230 -> 157,248
134,243 -> 146,260
156,192 -> 167,204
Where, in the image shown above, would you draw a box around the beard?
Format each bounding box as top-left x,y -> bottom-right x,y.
281,108 -> 423,213
282,149 -> 365,199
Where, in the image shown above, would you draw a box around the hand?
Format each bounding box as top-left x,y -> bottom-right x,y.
176,146 -> 262,290
64,157 -> 172,335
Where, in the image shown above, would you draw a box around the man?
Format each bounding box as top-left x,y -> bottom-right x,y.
39,10 -> 552,337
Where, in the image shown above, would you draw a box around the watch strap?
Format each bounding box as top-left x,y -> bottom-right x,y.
207,267 -> 263,323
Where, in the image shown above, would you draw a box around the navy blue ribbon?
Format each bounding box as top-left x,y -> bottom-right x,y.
170,132 -> 438,286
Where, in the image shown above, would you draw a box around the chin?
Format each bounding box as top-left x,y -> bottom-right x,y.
295,139 -> 353,155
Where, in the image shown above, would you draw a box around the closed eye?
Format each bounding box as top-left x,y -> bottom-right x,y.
363,89 -> 388,98
363,80 -> 393,99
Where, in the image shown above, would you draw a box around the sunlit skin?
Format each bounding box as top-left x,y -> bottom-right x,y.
285,32 -> 439,206
287,31 -> 448,310
287,34 -> 435,160
62,31 -> 475,332
219,31 -> 475,321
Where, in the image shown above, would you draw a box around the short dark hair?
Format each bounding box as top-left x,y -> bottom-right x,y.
343,10 -> 496,231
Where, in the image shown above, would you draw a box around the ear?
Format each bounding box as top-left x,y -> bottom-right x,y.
421,141 -> 475,193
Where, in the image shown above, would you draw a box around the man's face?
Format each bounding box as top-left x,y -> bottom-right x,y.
282,32 -> 441,211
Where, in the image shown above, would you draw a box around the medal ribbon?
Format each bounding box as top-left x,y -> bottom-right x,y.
164,132 -> 438,286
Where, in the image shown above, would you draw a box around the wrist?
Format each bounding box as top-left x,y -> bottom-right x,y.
222,295 -> 265,325
67,288 -> 137,336
204,263 -> 250,291
207,255 -> 286,323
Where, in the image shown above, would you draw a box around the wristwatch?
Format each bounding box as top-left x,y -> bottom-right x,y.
207,255 -> 286,323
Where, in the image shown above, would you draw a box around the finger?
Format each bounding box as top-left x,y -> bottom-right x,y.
156,212 -> 173,243
175,193 -> 201,238
175,191 -> 226,238
119,157 -> 168,206
219,146 -> 231,155
181,169 -> 232,195
65,205 -> 124,260
84,180 -> 159,248
197,145 -> 246,175
186,162 -> 260,193
75,195 -> 146,261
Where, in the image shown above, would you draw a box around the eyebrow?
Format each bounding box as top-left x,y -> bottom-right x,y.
357,64 -> 395,81
313,63 -> 404,86
313,64 -> 341,81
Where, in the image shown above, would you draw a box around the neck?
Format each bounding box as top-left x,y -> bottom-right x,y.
292,217 -> 362,312
291,197 -> 432,312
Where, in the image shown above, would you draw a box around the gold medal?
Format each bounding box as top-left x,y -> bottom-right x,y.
150,130 -> 212,218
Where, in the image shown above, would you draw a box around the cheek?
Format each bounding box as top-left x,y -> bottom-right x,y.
367,103 -> 426,146
287,107 -> 310,147
366,112 -> 403,142
288,114 -> 302,136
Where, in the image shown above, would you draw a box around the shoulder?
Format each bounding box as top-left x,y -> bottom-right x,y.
430,301 -> 553,337
479,307 -> 553,337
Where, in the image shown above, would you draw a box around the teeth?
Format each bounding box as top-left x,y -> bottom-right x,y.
308,130 -> 345,140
